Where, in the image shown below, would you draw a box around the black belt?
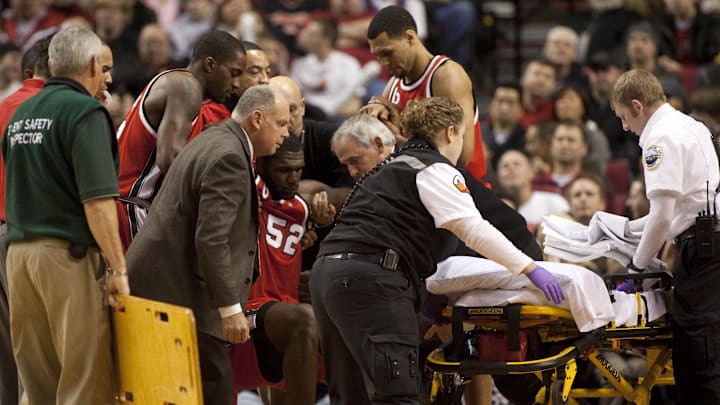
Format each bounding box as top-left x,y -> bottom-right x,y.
322,249 -> 400,271
675,224 -> 720,244
676,225 -> 696,244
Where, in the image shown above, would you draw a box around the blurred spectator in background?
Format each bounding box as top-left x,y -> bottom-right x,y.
533,120 -> 591,193
626,178 -> 650,219
168,0 -> 213,61
697,57 -> 720,88
215,0 -> 263,41
106,90 -> 135,131
258,32 -> 290,76
292,17 -> 364,119
657,0 -> 720,71
144,0 -> 179,29
94,0 -> 144,95
690,86 -> 720,135
1,0 -> 65,50
424,0 -> 475,69
659,74 -> 688,111
524,120 -> 555,178
497,149 -> 569,233
586,49 -> 640,174
578,0 -> 640,63
625,21 -> 680,85
481,82 -> 525,170
552,84 -> 610,174
119,23 -> 183,95
258,0 -> 328,55
542,25 -> 590,93
519,58 -> 557,128
331,0 -> 375,51
49,0 -> 93,24
0,43 -> 21,102
566,174 -> 606,226
214,0 -> 243,32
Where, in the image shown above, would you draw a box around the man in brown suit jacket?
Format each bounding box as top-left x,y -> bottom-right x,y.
126,84 -> 291,405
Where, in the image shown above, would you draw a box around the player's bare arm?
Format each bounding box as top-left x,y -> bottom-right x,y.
299,179 -> 351,210
145,72 -> 203,173
360,81 -> 404,141
431,61 -> 476,165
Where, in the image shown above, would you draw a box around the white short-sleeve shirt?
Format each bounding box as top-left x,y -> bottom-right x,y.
638,103 -> 720,239
415,162 -> 479,228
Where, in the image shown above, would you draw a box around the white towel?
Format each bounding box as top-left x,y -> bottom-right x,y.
428,257 -> 615,332
541,212 -> 666,271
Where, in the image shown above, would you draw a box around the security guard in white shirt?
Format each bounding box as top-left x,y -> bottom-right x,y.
612,69 -> 720,404
310,97 -> 565,404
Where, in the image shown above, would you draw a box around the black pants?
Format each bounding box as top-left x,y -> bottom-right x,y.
310,257 -> 420,405
672,234 -> 720,404
197,332 -> 234,405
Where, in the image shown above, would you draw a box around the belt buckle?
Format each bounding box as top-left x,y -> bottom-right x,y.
382,249 -> 399,271
324,253 -> 343,261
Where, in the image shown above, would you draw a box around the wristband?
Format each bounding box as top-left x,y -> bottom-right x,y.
314,220 -> 333,229
627,261 -> 645,274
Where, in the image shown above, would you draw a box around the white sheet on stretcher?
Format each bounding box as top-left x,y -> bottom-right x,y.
427,257 -> 667,333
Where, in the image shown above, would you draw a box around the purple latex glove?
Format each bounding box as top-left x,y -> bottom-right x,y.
616,279 -> 637,294
526,265 -> 565,305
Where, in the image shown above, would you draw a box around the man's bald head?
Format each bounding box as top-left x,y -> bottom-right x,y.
269,75 -> 305,136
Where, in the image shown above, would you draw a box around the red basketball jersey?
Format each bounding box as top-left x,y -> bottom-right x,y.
117,69 -> 205,201
197,100 -> 231,135
246,176 -> 310,311
386,55 -> 487,181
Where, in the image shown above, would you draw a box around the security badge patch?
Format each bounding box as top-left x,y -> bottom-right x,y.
453,175 -> 470,193
644,145 -> 663,170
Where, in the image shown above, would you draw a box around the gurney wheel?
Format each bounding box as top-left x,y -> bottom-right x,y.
550,380 -> 567,405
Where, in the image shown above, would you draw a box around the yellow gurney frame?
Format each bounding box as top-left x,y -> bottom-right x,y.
425,272 -> 674,405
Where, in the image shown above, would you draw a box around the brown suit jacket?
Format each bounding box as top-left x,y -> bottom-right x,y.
126,119 -> 258,340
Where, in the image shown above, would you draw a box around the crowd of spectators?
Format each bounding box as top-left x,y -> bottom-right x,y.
1,0 -> 720,324
2,1 -> 720,404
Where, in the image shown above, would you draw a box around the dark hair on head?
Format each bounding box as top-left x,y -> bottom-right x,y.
567,172 -> 606,197
553,118 -> 587,143
277,133 -> 303,153
240,40 -> 264,51
552,84 -> 591,121
525,57 -> 558,77
498,147 -> 531,163
691,86 -> 720,116
191,30 -> 246,64
528,120 -> 556,139
315,17 -> 339,48
259,134 -> 303,164
21,35 -> 52,78
401,97 -> 464,146
492,81 -> 522,99
0,43 -> 21,59
368,6 -> 417,40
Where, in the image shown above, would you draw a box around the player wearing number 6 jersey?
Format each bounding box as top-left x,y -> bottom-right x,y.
229,135 -> 327,405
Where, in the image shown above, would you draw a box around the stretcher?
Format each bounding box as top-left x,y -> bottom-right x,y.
113,295 -> 203,404
423,258 -> 674,405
